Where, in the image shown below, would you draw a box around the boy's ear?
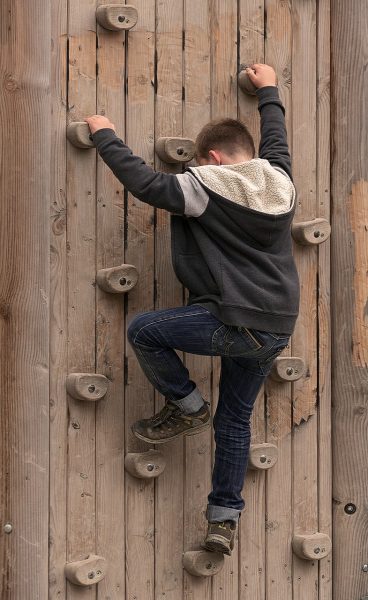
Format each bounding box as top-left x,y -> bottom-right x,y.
208,149 -> 222,165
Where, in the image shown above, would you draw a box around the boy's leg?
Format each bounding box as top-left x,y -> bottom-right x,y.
126,305 -> 223,443
202,355 -> 270,555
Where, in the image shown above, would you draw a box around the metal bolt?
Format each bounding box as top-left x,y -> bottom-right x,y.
118,15 -> 125,22
96,570 -> 102,575
120,277 -> 127,286
88,570 -> 95,579
314,230 -> 321,238
362,564 -> 368,573
176,147 -> 184,155
314,547 -> 321,554
126,280 -> 132,286
259,455 -> 267,463
206,562 -> 213,570
146,464 -> 155,472
3,523 -> 12,534
88,384 -> 96,393
344,503 -> 356,514
286,367 -> 294,376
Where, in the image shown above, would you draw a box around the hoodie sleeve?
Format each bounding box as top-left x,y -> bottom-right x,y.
91,128 -> 185,214
256,86 -> 293,181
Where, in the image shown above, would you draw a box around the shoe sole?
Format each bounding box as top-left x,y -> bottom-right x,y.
201,538 -> 232,556
132,420 -> 211,445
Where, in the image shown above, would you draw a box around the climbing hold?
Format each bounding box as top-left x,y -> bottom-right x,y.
156,137 -> 195,164
66,373 -> 109,402
96,264 -> 138,294
292,218 -> 331,245
248,443 -> 278,470
125,449 -> 166,479
270,357 -> 305,382
292,533 -> 332,560
67,122 -> 95,149
182,550 -> 224,577
64,554 -> 107,585
238,65 -> 258,95
96,4 -> 138,31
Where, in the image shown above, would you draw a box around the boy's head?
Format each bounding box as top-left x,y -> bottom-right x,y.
195,118 -> 255,166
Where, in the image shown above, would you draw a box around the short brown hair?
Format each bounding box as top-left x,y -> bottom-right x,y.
195,118 -> 255,160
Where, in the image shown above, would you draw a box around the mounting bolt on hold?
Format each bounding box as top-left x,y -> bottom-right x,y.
344,503 -> 357,514
156,137 -> 195,163
3,523 -> 13,534
292,218 -> 331,245
96,4 -> 138,31
362,564 -> 368,573
96,264 -> 138,294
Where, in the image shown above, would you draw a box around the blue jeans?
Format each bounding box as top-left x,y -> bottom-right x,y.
127,305 -> 290,523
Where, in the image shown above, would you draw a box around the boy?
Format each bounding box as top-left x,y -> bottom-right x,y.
85,63 -> 300,556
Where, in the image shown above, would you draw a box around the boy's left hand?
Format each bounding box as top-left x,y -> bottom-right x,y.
84,115 -> 115,134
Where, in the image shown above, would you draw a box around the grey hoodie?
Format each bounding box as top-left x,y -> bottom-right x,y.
92,86 -> 300,335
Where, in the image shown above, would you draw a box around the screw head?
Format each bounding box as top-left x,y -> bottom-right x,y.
88,570 -> 95,579
344,502 -> 356,514
362,564 -> 368,573
119,277 -> 127,286
146,464 -> 155,472
286,367 -> 294,376
176,147 -> 184,155
118,15 -> 125,22
314,546 -> 321,554
88,384 -> 96,393
3,523 -> 12,534
314,230 -> 321,238
259,455 -> 267,463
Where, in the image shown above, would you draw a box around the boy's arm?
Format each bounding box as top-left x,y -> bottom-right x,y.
91,128 -> 185,214
256,86 -> 293,181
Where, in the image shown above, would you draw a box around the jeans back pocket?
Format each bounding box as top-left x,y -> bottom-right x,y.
212,324 -> 267,357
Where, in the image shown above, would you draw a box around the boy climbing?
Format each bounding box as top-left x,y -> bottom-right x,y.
85,63 -> 300,556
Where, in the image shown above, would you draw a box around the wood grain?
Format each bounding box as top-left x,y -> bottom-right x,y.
331,0 -> 368,597
124,2 -> 156,599
95,0 -> 126,596
291,2 -> 319,599
49,0 -> 68,596
0,1 -> 51,598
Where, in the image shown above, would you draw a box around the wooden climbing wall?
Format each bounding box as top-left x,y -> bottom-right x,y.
0,0 -> 365,598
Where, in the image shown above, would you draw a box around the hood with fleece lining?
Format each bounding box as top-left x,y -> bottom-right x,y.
189,158 -> 295,215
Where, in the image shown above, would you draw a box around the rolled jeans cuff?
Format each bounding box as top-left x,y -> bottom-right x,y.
206,504 -> 241,524
170,385 -> 204,414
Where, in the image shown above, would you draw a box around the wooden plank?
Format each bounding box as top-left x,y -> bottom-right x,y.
95,0 -> 126,597
49,0 -> 68,597
66,1 -> 97,597
331,1 -> 368,598
182,1 -> 212,598
238,2 -> 266,599
263,2 -> 293,599
124,2 -> 156,599
209,2 -> 239,599
291,1 -> 319,599
316,1 -> 332,599
0,1 -> 50,597
154,2 -> 185,598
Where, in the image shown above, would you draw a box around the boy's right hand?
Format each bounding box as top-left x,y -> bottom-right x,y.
245,64 -> 277,89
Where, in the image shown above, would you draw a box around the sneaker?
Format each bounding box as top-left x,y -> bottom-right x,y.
131,401 -> 211,444
201,520 -> 237,556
